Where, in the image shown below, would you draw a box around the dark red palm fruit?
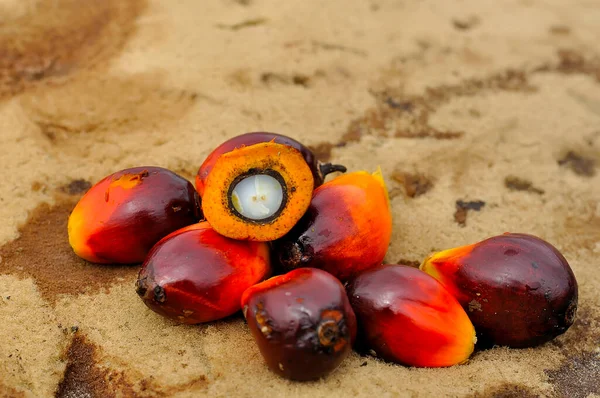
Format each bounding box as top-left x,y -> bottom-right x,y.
194,132 -> 346,196
420,233 -> 578,348
241,268 -> 357,381
136,222 -> 271,324
273,169 -> 392,281
346,265 -> 476,368
68,167 -> 201,264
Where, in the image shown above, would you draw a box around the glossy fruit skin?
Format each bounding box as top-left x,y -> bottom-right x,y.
346,265 -> 476,368
274,169 -> 392,281
68,167 -> 201,264
136,222 -> 271,324
420,233 -> 578,348
241,268 -> 357,381
195,132 -> 345,196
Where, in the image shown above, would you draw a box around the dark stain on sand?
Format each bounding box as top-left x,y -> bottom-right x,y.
24,73 -> 200,145
0,0 -> 203,152
546,352 -> 600,398
0,0 -> 147,100
504,176 -> 545,195
56,332 -> 209,397
535,49 -> 600,82
56,334 -> 116,398
454,200 -> 486,226
340,69 -> 533,145
557,151 -> 596,177
308,142 -> 335,162
342,49 -> 600,147
544,307 -> 600,398
60,180 -> 93,196
396,259 -> 421,268
471,383 -> 541,398
0,198 -> 139,304
391,171 -> 433,198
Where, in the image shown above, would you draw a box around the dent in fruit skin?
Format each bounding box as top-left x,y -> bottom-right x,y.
346,265 -> 476,368
68,167 -> 202,264
420,233 -> 578,348
136,222 -> 271,324
241,268 -> 357,381
195,132 -> 346,196
274,168 -> 392,281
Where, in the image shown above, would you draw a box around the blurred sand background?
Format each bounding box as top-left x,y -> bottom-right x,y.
0,0 -> 599,396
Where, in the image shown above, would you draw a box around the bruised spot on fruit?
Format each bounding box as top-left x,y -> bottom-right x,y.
468,300 -> 483,312
255,302 -> 273,337
104,170 -> 149,202
564,299 -> 578,326
274,168 -> 392,281
317,310 -> 347,353
241,268 -> 356,381
135,277 -> 148,297
153,286 -> 166,303
110,170 -> 149,190
202,142 -> 314,241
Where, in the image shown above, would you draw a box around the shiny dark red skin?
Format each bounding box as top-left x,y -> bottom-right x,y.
346,265 -> 475,367
136,223 -> 271,324
241,268 -> 357,381
426,233 -> 578,348
195,132 -> 338,195
71,167 -> 202,264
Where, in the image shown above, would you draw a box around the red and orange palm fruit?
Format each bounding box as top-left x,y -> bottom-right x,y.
195,132 -> 346,196
346,265 -> 476,368
420,233 -> 578,348
136,222 -> 271,324
273,168 -> 392,281
201,141 -> 316,241
241,268 -> 357,381
68,167 -> 201,264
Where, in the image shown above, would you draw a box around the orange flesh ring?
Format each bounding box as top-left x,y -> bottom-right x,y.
202,142 -> 314,241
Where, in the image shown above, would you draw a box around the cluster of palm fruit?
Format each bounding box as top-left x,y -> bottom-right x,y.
68,132 -> 578,381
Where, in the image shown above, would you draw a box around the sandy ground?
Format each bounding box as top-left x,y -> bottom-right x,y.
1,0 -> 599,397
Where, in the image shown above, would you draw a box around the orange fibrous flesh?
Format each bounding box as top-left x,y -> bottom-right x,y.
202,142 -> 314,241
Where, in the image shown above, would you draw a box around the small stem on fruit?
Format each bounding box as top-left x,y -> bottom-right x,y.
319,163 -> 347,178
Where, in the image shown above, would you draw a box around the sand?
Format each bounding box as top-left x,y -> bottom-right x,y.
0,0 -> 599,396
